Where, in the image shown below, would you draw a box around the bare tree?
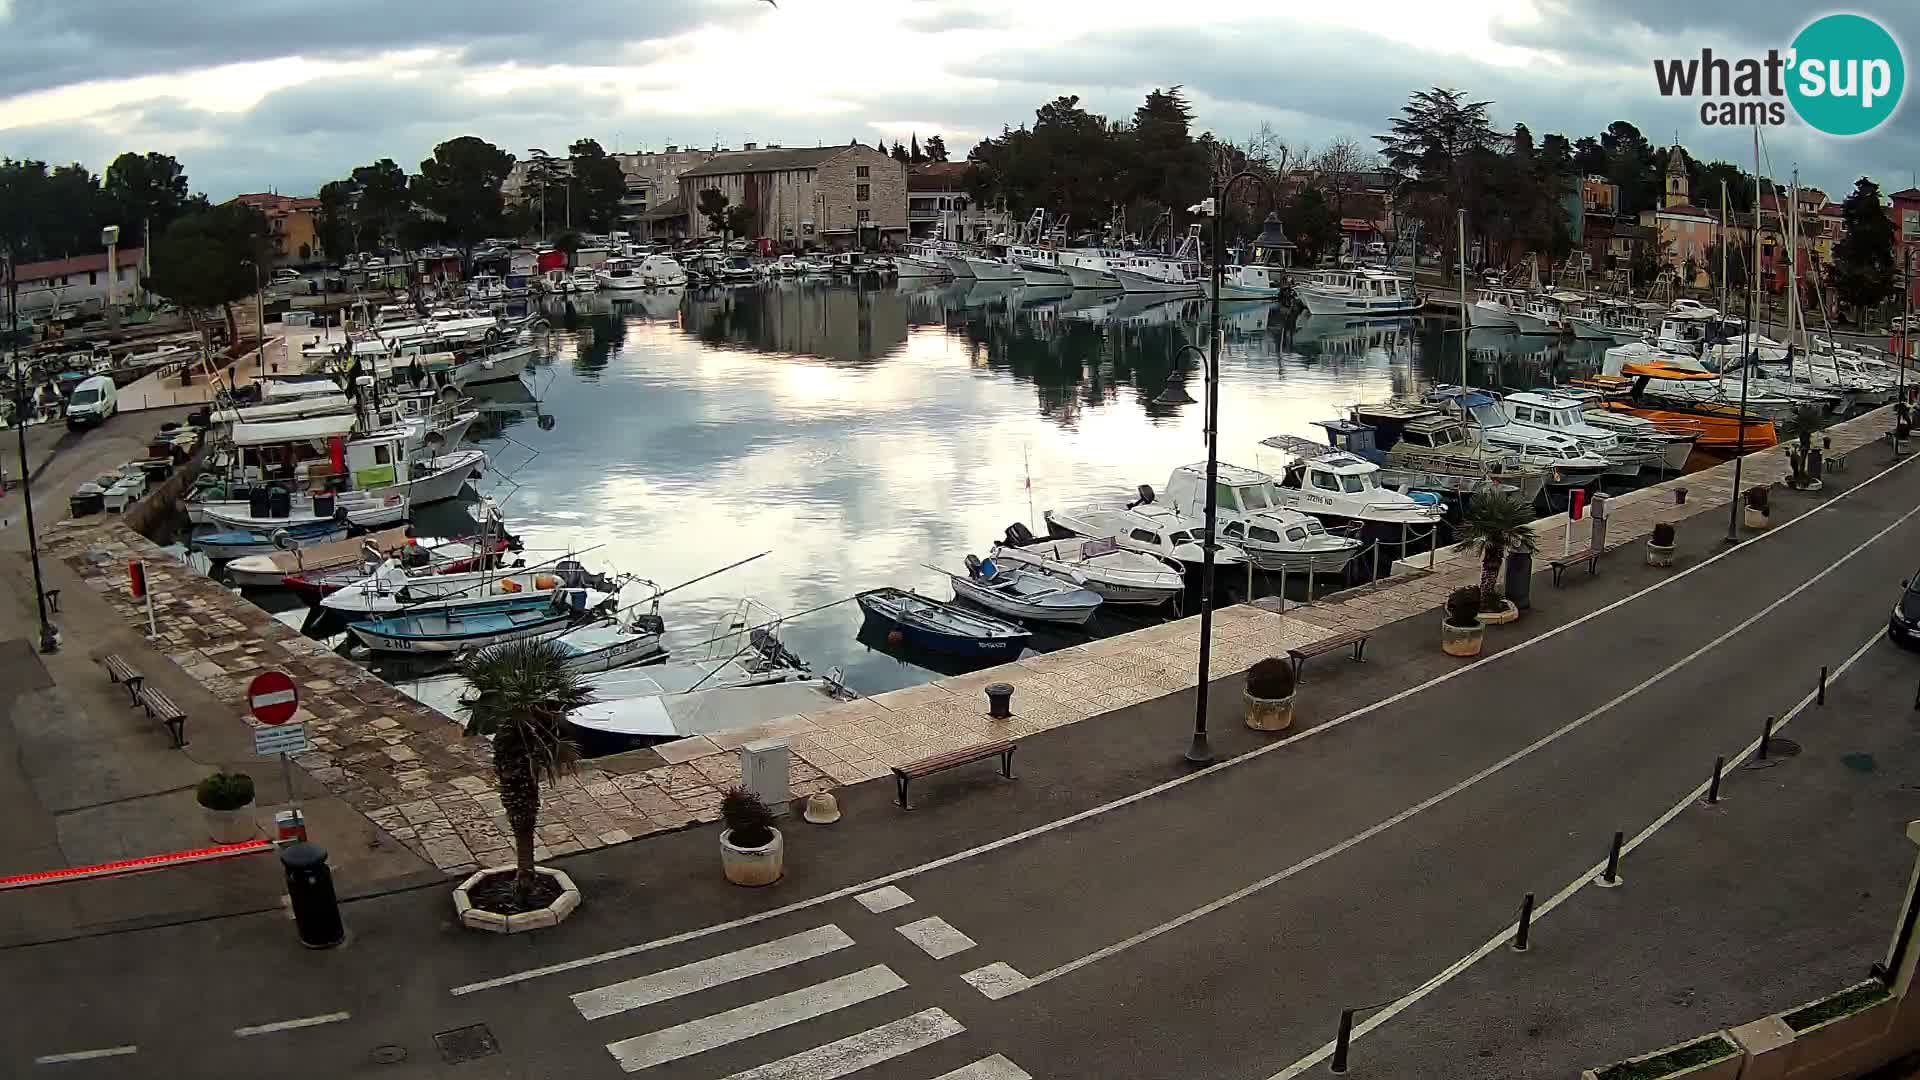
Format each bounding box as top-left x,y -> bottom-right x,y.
1311,136 -> 1379,221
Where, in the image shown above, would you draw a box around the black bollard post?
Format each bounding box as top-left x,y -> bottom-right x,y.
985,682 -> 1014,720
281,842 -> 345,948
1599,830 -> 1624,887
1759,715 -> 1774,760
1708,756 -> 1724,804
1330,1008 -> 1355,1073
1819,665 -> 1828,705
1512,892 -> 1534,952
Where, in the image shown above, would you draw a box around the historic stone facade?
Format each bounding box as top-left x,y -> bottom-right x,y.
678,144 -> 908,250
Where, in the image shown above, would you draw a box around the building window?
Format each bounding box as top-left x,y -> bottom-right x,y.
856,184 -> 870,202
805,222 -> 816,236
856,166 -> 869,178
857,209 -> 871,223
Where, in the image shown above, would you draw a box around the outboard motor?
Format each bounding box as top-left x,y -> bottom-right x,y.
553,558 -> 587,588
632,611 -> 666,636
1003,522 -> 1035,547
1127,484 -> 1155,509
964,554 -> 984,578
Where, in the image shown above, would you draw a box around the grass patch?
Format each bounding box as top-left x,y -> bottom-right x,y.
1784,983 -> 1890,1031
1595,1036 -> 1736,1080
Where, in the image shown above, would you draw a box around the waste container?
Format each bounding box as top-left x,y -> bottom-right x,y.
268,486 -> 291,518
280,842 -> 345,948
1504,550 -> 1533,611
312,492 -> 336,519
248,487 -> 271,518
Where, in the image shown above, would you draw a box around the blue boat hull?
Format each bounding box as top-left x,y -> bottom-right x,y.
856,600 -> 1029,658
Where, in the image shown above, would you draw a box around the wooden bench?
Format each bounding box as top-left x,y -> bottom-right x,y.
893,739 -> 1015,810
1287,630 -> 1371,680
1549,548 -> 1600,586
134,685 -> 188,748
100,654 -> 144,704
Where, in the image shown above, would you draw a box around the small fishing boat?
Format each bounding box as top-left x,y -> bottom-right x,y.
276,535 -> 509,601
1045,499 -> 1252,570
193,519 -> 351,561
946,556 -> 1105,625
856,587 -> 1032,658
990,528 -> 1185,607
546,612 -> 669,673
348,590 -> 590,654
1202,264 -> 1286,300
227,525 -> 414,589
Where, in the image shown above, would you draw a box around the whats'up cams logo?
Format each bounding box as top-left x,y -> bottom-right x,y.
1653,12 -> 1905,136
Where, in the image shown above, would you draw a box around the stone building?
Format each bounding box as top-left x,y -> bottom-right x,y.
612,147 -> 717,229
907,163 -> 1008,242
230,192 -> 324,266
676,143 -> 908,250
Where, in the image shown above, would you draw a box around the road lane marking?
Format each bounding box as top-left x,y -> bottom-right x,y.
718,1007 -> 963,1080
896,916 -> 977,959
854,886 -> 914,913
605,964 -> 906,1073
33,1046 -> 138,1064
1266,621 -> 1889,1079
573,925 -> 855,1021
1011,495 -> 1920,995
450,440 -> 1920,997
233,1011 -> 351,1037
960,963 -> 1031,1000
934,1055 -> 1036,1080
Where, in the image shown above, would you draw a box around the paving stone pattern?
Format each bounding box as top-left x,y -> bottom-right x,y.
45,405 -> 1897,876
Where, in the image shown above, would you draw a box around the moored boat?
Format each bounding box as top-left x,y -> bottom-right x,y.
946,556 -> 1105,625
855,587 -> 1032,658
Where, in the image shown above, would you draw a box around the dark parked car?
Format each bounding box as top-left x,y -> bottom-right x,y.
1890,575 -> 1920,645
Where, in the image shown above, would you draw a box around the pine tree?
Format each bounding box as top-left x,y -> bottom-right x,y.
891,141 -> 910,164
924,134 -> 949,163
910,133 -> 925,164
1834,177 -> 1896,322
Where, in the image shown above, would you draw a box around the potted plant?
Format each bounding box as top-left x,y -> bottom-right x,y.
1646,521 -> 1677,567
720,787 -> 784,886
451,638 -> 594,933
197,771 -> 256,843
1743,485 -> 1771,529
1441,586 -> 1485,657
1784,404 -> 1825,490
1243,657 -> 1296,732
1453,491 -> 1536,625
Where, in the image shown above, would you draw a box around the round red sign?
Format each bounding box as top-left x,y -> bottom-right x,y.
247,671 -> 299,726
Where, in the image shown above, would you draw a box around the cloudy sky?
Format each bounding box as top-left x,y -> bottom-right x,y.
1,0 -> 1914,201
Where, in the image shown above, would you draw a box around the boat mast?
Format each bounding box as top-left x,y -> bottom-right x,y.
1728,127 -> 1759,544
1457,208 -> 1468,388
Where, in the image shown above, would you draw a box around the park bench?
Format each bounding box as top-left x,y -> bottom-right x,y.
1549,548 -> 1600,586
134,685 -> 188,748
893,739 -> 1015,810
1286,630 -> 1371,681
100,654 -> 144,704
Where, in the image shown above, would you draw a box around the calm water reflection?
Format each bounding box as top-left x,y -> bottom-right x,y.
445,283 -> 1616,696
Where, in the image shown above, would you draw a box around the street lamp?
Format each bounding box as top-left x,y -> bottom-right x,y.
1183,168 -> 1278,765
101,225 -> 120,313
5,254 -> 58,653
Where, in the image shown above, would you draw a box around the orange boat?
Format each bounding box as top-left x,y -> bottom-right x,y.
1572,363 -> 1777,455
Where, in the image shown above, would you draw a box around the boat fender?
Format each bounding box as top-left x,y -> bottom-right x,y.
1003,522 -> 1035,547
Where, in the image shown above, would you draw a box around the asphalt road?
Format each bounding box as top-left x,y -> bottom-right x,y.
9,444 -> 1920,1079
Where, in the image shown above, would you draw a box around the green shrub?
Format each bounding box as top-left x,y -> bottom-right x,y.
1594,1036 -> 1736,1080
1445,587 -> 1482,628
722,787 -> 775,848
1783,982 -> 1889,1031
1652,522 -> 1676,547
196,771 -> 255,811
1245,657 -> 1296,700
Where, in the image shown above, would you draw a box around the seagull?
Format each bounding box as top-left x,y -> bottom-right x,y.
762,0 -> 777,6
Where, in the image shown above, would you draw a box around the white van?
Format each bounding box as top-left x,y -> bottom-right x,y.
66,375 -> 117,429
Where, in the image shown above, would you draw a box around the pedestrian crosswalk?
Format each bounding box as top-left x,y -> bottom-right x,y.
572,910 -> 1033,1078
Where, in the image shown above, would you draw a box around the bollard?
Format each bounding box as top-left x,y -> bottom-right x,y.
1708,756 -> 1724,804
1759,715 -> 1774,760
1819,665 -> 1828,705
985,682 -> 1014,720
1598,830 -> 1624,887
1512,892 -> 1534,952
280,842 -> 345,948
1330,1008 -> 1355,1073
1676,486 -> 1688,505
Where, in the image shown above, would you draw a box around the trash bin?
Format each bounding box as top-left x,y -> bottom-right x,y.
1504,550 -> 1533,612
268,486 -> 292,518
280,842 -> 345,949
248,487 -> 272,518
312,492 -> 336,519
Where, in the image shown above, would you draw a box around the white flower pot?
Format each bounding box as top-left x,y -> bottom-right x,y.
1441,619 -> 1484,657
721,827 -> 784,887
1646,541 -> 1675,567
1243,689 -> 1295,732
204,805 -> 256,844
452,865 -> 582,934
1478,600 -> 1519,625
1744,507 -> 1770,530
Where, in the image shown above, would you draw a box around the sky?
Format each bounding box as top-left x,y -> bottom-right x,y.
0,0 -> 1915,202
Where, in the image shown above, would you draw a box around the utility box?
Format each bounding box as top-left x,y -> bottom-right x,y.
1590,493 -> 1611,552
738,739 -> 792,816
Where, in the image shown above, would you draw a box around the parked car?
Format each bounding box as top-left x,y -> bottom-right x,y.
1891,574 -> 1920,646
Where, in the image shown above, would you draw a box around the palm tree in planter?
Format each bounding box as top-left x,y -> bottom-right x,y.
1441,586 -> 1485,656
1243,657 -> 1297,732
1783,404 -> 1825,490
457,637 -> 596,916
1451,492 -> 1538,625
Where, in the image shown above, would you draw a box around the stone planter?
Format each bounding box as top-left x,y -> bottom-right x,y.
721,827 -> 784,887
1780,980 -> 1895,1075
1744,506 -> 1770,530
1477,600 -> 1519,625
1441,619 -> 1484,657
204,805 -> 256,844
453,866 -> 581,934
1579,1032 -> 1742,1080
1646,541 -> 1676,567
1243,689 -> 1295,732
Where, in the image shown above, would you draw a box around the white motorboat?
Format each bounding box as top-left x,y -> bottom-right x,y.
595,257 -> 648,291
1469,288 -> 1526,328
1110,253 -> 1204,295
201,491 -> 410,532
1566,300 -> 1623,341
323,562 -> 560,616
1294,268 -> 1420,316
894,252 -> 953,279
1246,448 -> 1449,529
1007,245 -> 1071,287
213,392 -> 353,424
1545,389 -> 1702,472
1160,464 -> 1373,570
1044,499 -> 1251,570
569,267 -> 599,293
447,344 -> 532,388
1058,250 -> 1123,290
947,556 -> 1104,626
545,612 -> 668,673
1332,405 -> 1550,506
1203,265 -> 1285,300
1427,387 -> 1612,487
990,530 -> 1186,606
1502,390 -> 1656,477
1512,291 -> 1580,335
961,255 -> 1023,282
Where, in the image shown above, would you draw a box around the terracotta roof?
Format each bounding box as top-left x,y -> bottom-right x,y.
908,162 -> 971,191
1819,204 -> 1844,217
679,146 -> 850,178
1889,187 -> 1920,201
1657,202 -> 1714,218
230,193 -> 320,212
640,194 -> 687,220
2,248 -> 147,284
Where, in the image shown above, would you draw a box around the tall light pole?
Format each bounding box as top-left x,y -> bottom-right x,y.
101,225 -> 120,315
6,254 -> 58,653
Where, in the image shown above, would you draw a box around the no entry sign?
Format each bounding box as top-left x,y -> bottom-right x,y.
247,671 -> 299,726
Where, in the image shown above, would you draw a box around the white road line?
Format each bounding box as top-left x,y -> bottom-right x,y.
1011,496 -> 1920,994
33,1046 -> 138,1065
933,1055 -> 1036,1080
1265,622 -> 1890,1079
574,925 -> 855,1021
718,1007 -> 963,1080
233,1011 -> 351,1037
449,443 -> 1919,998
960,962 -> 1030,1000
605,964 -> 906,1073
854,886 -> 914,913
896,916 -> 977,959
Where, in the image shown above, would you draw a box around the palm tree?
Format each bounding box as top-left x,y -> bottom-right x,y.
1452,492 -> 1539,612
457,638 -> 596,904
1783,403 -> 1824,485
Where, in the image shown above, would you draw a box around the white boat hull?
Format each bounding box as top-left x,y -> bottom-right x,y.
1470,301 -> 1518,328
943,255 -> 975,278
1568,317 -> 1614,341
1020,266 -> 1071,287
199,495 -> 409,532
1204,281 -> 1284,300
1295,289 -> 1419,317
596,276 -> 647,291
1062,263 -> 1120,290
894,257 -> 950,278
949,576 -> 1099,626
1511,311 -> 1561,335
1243,544 -> 1364,574
393,448 -> 488,505
1111,267 -> 1201,295
963,257 -> 1023,282
450,348 -> 531,387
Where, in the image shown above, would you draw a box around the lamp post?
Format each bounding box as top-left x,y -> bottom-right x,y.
1184,168 -> 1276,766
101,224 -> 120,316
6,254 -> 58,653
